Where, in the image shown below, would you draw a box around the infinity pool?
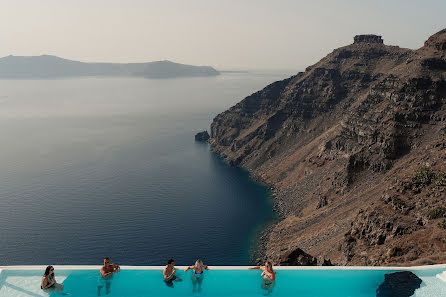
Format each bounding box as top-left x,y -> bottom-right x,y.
0,266 -> 445,297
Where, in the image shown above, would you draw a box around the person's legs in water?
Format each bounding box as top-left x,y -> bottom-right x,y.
191,276 -> 198,292
164,275 -> 176,288
53,283 -> 69,295
197,277 -> 204,292
105,280 -> 111,295
97,278 -> 112,296
261,281 -> 274,296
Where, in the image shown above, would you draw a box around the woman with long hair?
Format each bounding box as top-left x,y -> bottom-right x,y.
184,259 -> 210,292
249,260 -> 276,295
41,266 -> 66,293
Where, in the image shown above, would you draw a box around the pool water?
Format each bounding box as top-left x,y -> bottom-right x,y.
1,267 -> 445,297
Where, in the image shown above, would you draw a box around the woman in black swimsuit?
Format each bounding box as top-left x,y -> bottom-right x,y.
41,266 -> 65,292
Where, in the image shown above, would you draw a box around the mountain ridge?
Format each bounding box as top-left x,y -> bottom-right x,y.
210,30 -> 446,266
0,55 -> 219,79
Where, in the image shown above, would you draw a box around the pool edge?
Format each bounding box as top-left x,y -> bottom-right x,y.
1,264 -> 446,271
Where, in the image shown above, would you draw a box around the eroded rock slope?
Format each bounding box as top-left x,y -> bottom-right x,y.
210,30 -> 446,266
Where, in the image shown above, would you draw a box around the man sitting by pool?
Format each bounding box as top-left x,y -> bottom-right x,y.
163,258 -> 182,288
98,257 -> 120,296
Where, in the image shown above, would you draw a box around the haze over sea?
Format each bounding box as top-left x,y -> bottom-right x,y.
0,72 -> 291,266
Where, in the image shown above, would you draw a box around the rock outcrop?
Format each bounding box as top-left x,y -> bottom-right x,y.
376,271 -> 422,297
195,131 -> 210,142
210,29 -> 446,266
279,247 -> 318,266
424,28 -> 446,50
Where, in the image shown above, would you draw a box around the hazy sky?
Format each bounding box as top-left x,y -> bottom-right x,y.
0,0 -> 445,70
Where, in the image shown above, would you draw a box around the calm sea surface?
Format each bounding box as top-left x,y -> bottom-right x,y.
0,72 -> 291,265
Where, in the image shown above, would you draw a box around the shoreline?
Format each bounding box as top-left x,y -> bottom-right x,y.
247,172 -> 284,265
208,149 -> 284,265
218,163 -> 288,266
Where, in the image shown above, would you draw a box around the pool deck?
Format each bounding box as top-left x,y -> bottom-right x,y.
1,264 -> 446,271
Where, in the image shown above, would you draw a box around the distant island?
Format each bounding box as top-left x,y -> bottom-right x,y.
0,55 -> 220,79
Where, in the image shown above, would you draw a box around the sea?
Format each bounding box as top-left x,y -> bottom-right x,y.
0,71 -> 292,266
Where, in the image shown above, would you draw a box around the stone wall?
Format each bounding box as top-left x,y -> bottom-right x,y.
354,34 -> 384,44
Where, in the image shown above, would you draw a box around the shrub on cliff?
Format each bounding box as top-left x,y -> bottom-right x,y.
412,166 -> 434,187
438,219 -> 446,229
428,207 -> 446,220
434,172 -> 446,188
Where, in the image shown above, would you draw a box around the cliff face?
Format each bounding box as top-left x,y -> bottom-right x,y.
210,30 -> 446,266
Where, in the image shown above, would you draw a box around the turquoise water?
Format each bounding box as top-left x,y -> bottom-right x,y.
1,268 -> 445,297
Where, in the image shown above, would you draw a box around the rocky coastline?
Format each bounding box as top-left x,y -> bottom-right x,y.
210,29 -> 446,266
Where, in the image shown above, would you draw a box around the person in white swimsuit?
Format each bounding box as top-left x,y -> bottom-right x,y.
249,260 -> 276,295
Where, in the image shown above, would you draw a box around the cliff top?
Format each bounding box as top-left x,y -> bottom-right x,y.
424,28 -> 446,50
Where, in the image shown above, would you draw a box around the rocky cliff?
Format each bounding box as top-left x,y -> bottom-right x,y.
210,29 -> 446,266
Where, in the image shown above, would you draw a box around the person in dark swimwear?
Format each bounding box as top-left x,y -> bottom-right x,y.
249,260 -> 276,295
185,259 -> 210,292
41,266 -> 66,293
98,257 -> 120,296
163,258 -> 182,288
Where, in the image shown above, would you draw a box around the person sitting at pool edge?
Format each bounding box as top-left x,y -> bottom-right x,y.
98,257 -> 120,296
163,258 -> 182,288
41,265 -> 65,292
185,259 -> 210,292
249,260 -> 276,295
